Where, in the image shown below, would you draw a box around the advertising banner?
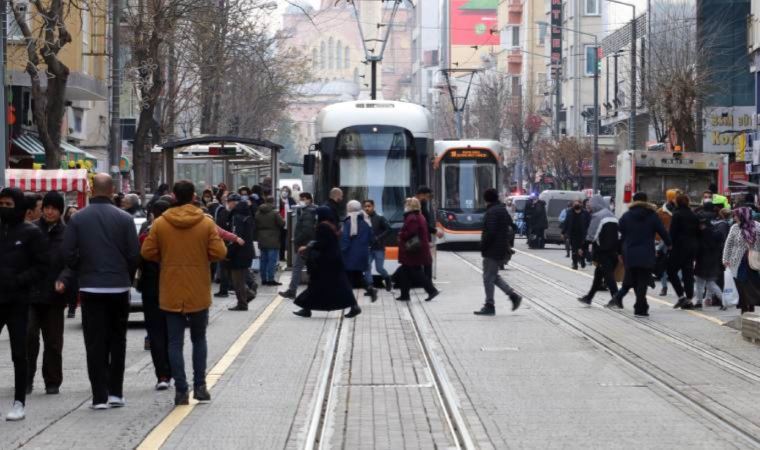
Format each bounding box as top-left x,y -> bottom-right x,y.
550,0 -> 562,77
449,0 -> 498,68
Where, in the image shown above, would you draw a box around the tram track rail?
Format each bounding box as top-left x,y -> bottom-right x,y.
452,251 -> 760,448
303,297 -> 475,449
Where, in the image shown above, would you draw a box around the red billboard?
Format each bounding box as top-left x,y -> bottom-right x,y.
450,0 -> 499,46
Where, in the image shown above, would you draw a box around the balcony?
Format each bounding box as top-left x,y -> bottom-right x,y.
8,69 -> 108,101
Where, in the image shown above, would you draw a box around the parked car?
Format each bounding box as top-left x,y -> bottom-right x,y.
508,195 -> 531,236
539,190 -> 587,244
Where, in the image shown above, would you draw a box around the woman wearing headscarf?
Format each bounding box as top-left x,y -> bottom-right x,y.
722,207 -> 760,314
293,207 -> 362,318
340,200 -> 377,302
396,198 -> 439,301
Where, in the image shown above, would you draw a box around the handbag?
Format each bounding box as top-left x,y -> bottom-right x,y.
749,249 -> 760,271
404,234 -> 422,253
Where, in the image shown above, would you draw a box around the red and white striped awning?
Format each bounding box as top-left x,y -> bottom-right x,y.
5,169 -> 90,193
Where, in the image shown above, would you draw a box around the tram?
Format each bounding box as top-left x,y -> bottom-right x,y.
310,100 -> 434,257
433,140 -> 503,243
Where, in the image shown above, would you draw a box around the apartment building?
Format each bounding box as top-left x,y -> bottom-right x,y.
6,1 -> 110,169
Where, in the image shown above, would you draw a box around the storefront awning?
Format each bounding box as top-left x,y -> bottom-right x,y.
13,134 -> 97,160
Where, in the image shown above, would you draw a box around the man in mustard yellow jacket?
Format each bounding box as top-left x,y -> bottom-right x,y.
141,180 -> 227,406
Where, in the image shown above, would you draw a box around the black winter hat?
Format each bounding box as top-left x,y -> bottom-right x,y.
43,190 -> 65,214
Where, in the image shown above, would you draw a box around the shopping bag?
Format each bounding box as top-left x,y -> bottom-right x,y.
614,257 -> 625,283
723,269 -> 739,307
251,258 -> 260,271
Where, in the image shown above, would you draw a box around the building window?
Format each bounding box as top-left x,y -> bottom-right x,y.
537,22 -> 547,47
584,45 -> 596,76
312,48 -> 318,69
500,25 -> 520,49
328,37 -> 334,69
320,41 -> 326,69
584,0 -> 599,16
537,72 -> 547,95
512,26 -> 520,48
72,108 -> 84,134
336,40 -> 342,69
345,47 -> 350,69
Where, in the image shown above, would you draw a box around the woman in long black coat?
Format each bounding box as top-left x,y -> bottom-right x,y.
668,193 -> 700,309
294,207 -> 361,318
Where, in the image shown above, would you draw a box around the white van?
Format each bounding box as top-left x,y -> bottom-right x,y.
539,190 -> 587,244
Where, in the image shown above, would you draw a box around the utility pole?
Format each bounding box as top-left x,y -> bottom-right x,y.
109,0 -> 121,182
606,0 -> 636,151
593,45 -> 599,193
0,1 -> 7,186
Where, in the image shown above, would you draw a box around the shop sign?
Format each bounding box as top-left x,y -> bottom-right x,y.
703,106 -> 755,154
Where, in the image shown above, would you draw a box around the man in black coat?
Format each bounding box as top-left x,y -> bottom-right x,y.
668,193 -> 700,309
616,192 -> 671,316
363,199 -> 393,291
227,200 -> 256,311
0,187 -> 49,420
474,189 -> 522,316
213,194 -> 236,298
280,192 -> 318,299
61,173 -> 139,409
561,200 -> 589,270
322,187 -> 343,226
27,191 -> 76,396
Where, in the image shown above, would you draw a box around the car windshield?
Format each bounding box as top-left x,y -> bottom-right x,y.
547,199 -> 569,218
513,198 -> 528,211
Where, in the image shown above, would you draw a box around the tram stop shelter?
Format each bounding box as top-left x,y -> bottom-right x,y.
153,136 -> 285,193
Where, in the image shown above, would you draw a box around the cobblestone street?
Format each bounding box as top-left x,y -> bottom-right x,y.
2,241 -> 760,449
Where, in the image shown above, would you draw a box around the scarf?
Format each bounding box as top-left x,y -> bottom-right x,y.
346,200 -> 370,237
736,207 -> 758,245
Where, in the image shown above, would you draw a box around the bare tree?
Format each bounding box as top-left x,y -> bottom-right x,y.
533,137 -> 592,189
468,71 -> 511,140
9,0 -> 86,168
643,1 -> 729,150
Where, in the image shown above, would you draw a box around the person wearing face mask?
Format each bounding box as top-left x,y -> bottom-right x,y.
26,191 -> 76,397
340,200 -> 377,302
561,201 -> 589,270
279,187 -> 296,261
280,192 -> 317,299
0,187 -> 49,421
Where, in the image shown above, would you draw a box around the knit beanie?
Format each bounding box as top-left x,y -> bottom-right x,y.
42,191 -> 65,214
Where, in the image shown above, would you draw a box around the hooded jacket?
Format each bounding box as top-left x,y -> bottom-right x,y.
481,202 -> 513,260
619,201 -> 671,269
141,203 -> 227,313
29,218 -> 76,304
254,203 -> 285,249
62,196 -> 139,290
0,188 -> 49,304
586,195 -> 619,267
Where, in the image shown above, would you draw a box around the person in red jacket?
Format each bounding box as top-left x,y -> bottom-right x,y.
395,198 -> 440,301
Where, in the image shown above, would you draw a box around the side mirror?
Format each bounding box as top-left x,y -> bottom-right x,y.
303,154 -> 316,175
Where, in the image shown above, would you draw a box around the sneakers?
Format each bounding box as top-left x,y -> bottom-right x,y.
156,378 -> 170,391
293,308 -> 312,318
193,385 -> 211,403
344,306 -> 362,318
395,296 -> 411,301
175,391 -> 190,406
473,304 -> 496,316
228,305 -> 248,311
90,403 -> 109,410
425,290 -> 440,302
605,299 -> 623,309
5,401 -> 25,421
279,290 -> 296,299
108,396 -> 126,408
577,296 -> 592,306
509,293 -> 522,311
45,386 -> 60,395
658,287 -> 668,296
214,291 -> 229,298
634,311 -> 650,317
693,302 -> 703,309
674,297 -> 688,309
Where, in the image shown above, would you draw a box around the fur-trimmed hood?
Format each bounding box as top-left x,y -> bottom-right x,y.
628,201 -> 657,212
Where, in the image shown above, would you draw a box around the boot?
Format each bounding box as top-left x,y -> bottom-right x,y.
658,286 -> 667,296
279,289 -> 296,299
674,297 -> 688,309
509,293 -> 522,311
474,304 -> 495,316
577,296 -> 592,306
344,305 -> 362,318
368,287 -> 378,303
384,277 -> 393,292
293,308 -> 312,318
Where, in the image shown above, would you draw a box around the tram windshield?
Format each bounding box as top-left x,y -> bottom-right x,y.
442,161 -> 496,212
336,126 -> 414,223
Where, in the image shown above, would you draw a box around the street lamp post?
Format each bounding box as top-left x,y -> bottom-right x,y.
606,0 -> 636,152
537,22 -> 599,192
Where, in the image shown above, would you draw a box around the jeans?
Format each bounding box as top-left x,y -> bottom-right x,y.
398,265 -> 436,298
142,292 -> 171,381
288,252 -> 305,292
483,257 -> 515,305
695,277 -> 722,303
80,292 -> 129,404
364,250 -> 390,285
0,302 -> 29,404
660,273 -> 668,290
27,303 -> 65,389
166,309 -> 209,393
260,248 -> 279,282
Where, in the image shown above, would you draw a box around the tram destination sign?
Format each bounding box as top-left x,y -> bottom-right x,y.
446,149 -> 493,160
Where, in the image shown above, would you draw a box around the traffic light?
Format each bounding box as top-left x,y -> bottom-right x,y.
596,47 -> 603,73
